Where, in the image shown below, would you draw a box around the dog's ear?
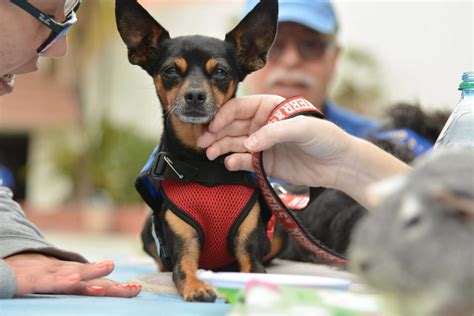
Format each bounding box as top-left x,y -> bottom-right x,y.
115,0 -> 170,72
225,0 -> 278,77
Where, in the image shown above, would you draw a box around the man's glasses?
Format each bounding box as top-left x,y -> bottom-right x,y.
10,0 -> 81,55
269,37 -> 334,62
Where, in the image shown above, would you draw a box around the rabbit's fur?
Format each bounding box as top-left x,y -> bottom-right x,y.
349,149 -> 474,316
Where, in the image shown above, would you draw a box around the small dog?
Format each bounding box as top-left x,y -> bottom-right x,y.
115,0 -> 278,302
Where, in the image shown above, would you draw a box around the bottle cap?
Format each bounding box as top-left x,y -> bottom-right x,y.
459,82 -> 474,89
459,71 -> 474,89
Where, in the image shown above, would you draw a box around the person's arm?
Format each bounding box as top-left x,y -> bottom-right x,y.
0,186 -> 141,298
328,136 -> 411,208
0,186 -> 86,262
0,186 -> 83,298
197,95 -> 410,209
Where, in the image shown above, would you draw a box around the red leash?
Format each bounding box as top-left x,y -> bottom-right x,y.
252,97 -> 349,265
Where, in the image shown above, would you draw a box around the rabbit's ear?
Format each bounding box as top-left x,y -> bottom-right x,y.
433,189 -> 474,223
366,175 -> 407,209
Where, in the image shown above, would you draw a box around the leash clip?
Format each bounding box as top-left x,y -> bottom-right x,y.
271,182 -> 288,195
151,152 -> 183,180
163,156 -> 184,180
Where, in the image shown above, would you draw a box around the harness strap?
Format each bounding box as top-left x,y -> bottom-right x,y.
252,96 -> 350,265
150,151 -> 256,187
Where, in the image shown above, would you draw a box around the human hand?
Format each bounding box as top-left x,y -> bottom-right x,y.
197,95 -> 355,189
4,253 -> 141,297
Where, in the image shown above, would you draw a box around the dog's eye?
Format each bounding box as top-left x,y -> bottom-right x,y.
214,68 -> 228,78
164,67 -> 179,76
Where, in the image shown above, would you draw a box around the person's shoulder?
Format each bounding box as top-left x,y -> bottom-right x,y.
324,101 -> 379,138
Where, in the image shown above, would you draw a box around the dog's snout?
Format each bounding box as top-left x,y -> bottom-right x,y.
185,89 -> 206,107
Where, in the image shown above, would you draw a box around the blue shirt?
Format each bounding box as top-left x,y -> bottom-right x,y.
324,101 -> 380,138
324,101 -> 433,156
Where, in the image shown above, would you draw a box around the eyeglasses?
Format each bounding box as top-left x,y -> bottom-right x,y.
10,0 -> 81,55
269,37 -> 334,62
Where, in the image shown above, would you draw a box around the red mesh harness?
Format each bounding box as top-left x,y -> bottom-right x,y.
161,179 -> 263,270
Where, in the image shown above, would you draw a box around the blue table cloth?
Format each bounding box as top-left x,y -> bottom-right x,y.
0,261 -> 231,316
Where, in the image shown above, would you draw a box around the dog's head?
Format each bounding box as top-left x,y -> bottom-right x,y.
115,0 -> 278,125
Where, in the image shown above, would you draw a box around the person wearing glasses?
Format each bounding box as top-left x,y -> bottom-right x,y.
0,0 -> 141,298
242,0 -> 379,138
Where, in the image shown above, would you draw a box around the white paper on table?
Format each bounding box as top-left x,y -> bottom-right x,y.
197,270 -> 351,290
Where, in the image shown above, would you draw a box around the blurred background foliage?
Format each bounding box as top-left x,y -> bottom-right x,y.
46,0 -> 157,204
330,46 -> 383,116
52,118 -> 155,204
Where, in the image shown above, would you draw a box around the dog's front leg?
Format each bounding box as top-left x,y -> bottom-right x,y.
233,203 -> 268,273
164,210 -> 217,302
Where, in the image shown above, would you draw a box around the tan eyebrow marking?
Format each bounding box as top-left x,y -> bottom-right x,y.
205,58 -> 219,74
175,58 -> 188,73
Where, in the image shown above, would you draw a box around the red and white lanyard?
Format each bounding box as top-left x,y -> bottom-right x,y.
252,97 -> 349,265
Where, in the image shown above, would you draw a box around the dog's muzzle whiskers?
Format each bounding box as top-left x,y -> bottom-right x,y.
165,104 -> 178,128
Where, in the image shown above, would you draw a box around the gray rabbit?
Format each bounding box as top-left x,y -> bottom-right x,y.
349,149 -> 474,316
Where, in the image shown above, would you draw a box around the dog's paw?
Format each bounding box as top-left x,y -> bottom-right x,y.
182,281 -> 217,302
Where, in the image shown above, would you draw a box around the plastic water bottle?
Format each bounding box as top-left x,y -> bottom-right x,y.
434,71 -> 474,149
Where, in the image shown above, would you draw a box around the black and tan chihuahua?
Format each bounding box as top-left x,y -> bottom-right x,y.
115,0 -> 278,302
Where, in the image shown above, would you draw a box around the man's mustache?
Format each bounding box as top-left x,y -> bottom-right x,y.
266,69 -> 316,88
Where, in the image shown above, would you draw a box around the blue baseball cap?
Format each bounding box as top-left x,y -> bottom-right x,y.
242,0 -> 338,35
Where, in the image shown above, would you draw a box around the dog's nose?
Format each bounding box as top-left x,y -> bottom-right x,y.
185,89 -> 206,107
